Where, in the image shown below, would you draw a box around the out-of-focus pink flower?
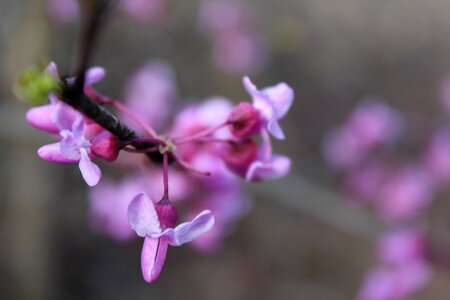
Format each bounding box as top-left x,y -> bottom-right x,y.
377,229 -> 427,267
128,193 -> 214,283
243,76 -> 294,140
123,60 -> 178,131
47,0 -> 79,24
213,31 -> 266,75
198,0 -> 248,37
120,0 -> 166,23
191,183 -> 250,253
322,126 -> 365,170
375,166 -> 433,223
422,126 -> 450,185
356,263 -> 431,300
346,99 -> 403,150
227,102 -> 262,138
343,161 -> 387,203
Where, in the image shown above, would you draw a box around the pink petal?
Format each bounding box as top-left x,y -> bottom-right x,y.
262,82 -> 294,120
52,102 -> 79,131
85,67 -> 105,86
26,105 -> 59,134
45,61 -> 60,80
141,237 -> 168,283
155,210 -> 215,246
267,119 -> 285,140
246,155 -> 291,182
60,131 -> 81,160
128,192 -> 161,237
38,143 -> 77,163
79,148 -> 101,186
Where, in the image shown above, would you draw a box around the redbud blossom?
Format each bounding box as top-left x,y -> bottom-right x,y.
128,193 -> 214,283
227,102 -> 261,138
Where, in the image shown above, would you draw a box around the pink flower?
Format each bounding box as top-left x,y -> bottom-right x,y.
120,0 -> 166,23
322,126 -> 364,170
242,76 -> 294,140
213,31 -> 266,75
198,0 -> 248,37
128,193 -> 214,283
38,115 -> 102,186
356,263 -> 431,300
377,229 -> 427,267
346,99 -> 403,150
245,131 -> 291,182
89,170 -> 192,241
375,166 -> 433,223
343,161 -> 387,203
422,126 -> 450,184
47,0 -> 79,24
123,60 -> 178,131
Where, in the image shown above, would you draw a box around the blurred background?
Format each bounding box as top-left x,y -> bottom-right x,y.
3,0 -> 450,299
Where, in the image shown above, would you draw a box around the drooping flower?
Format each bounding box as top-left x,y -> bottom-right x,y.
245,130 -> 291,182
242,76 -> 294,140
128,193 -> 214,283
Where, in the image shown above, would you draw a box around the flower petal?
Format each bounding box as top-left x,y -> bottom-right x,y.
38,143 -> 78,163
26,104 -> 59,134
128,192 -> 161,237
79,148 -> 101,186
85,67 -> 106,86
155,210 -> 215,246
45,62 -> 60,80
60,131 -> 81,160
52,102 -> 79,131
141,237 -> 168,283
246,155 -> 291,182
262,82 -> 294,120
267,119 -> 285,140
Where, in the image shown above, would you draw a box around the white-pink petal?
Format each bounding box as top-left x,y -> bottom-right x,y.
85,67 -> 106,86
141,237 -> 168,283
79,148 -> 101,186
246,155 -> 291,182
26,105 -> 59,134
262,82 -> 294,120
267,119 -> 285,140
155,210 -> 215,246
128,192 -> 161,237
38,143 -> 78,163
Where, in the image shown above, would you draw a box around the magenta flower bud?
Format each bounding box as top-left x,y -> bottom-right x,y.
90,131 -> 120,162
227,102 -> 261,138
222,139 -> 258,177
155,202 -> 178,229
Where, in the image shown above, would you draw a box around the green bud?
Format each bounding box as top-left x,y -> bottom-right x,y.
14,66 -> 61,106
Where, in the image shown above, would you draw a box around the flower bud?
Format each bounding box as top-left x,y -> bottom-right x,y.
227,102 -> 261,138
222,139 -> 258,177
155,202 -> 178,229
91,131 -> 120,162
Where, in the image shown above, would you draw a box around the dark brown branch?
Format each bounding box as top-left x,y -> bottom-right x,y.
63,0 -> 163,162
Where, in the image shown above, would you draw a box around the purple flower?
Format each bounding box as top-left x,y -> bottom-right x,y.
123,60 -> 178,131
89,171 -> 192,241
322,126 -> 364,170
128,193 -> 214,283
38,115 -> 102,186
47,0 -> 79,24
213,31 -> 266,75
356,263 -> 431,300
243,76 -> 294,140
377,229 -> 427,267
375,166 -> 433,223
198,0 -> 248,37
120,0 -> 166,23
346,99 -> 403,150
422,126 -> 450,185
245,131 -> 291,182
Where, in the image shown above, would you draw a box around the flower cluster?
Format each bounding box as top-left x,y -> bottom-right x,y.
322,92 -> 450,299
26,60 -> 293,283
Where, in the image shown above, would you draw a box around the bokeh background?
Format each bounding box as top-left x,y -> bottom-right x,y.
2,0 -> 450,299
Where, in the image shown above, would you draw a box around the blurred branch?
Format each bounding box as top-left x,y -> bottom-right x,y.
253,174 -> 383,241
59,0 -> 163,162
